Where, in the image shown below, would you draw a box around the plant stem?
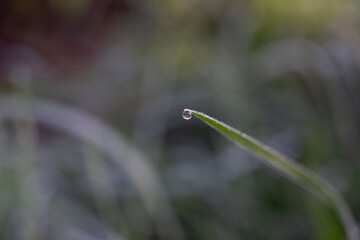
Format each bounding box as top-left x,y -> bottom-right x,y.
187,109 -> 359,240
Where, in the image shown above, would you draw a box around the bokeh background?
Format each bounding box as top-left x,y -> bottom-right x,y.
0,0 -> 360,239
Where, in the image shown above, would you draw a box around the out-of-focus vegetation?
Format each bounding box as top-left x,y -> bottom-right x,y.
0,0 -> 360,240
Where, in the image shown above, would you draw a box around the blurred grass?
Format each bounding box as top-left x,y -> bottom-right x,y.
0,0 -> 360,239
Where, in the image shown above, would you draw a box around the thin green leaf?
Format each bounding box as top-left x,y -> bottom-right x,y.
185,109 -> 359,240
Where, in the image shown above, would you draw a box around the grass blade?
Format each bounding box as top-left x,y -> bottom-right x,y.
184,109 -> 359,240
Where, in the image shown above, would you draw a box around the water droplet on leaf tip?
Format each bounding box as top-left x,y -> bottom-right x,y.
182,109 -> 192,120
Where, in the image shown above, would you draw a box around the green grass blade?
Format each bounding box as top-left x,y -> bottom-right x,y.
185,109 -> 359,240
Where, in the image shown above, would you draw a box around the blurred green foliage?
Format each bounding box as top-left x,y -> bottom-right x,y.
0,0 -> 359,240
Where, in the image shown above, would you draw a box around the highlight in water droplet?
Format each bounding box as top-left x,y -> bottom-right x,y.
182,109 -> 192,120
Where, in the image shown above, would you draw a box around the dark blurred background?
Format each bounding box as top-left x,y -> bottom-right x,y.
0,0 -> 359,239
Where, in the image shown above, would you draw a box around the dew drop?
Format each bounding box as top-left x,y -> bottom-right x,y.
182,109 -> 192,120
